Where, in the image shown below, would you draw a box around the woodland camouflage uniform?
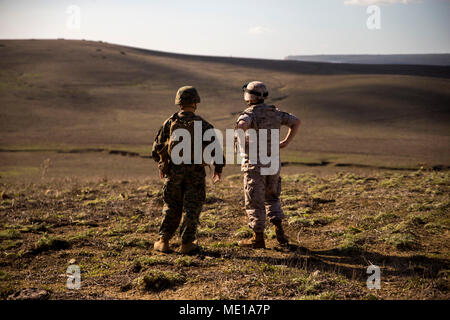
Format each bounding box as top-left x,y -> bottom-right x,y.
152,94 -> 224,246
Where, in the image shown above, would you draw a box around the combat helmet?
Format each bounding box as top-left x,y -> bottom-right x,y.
175,86 -> 201,105
242,81 -> 269,101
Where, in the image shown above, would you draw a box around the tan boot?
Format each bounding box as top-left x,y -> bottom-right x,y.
238,232 -> 266,249
180,240 -> 199,254
153,237 -> 170,253
273,219 -> 289,245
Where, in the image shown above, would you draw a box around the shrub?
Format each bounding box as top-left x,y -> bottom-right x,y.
138,270 -> 186,292
32,235 -> 70,254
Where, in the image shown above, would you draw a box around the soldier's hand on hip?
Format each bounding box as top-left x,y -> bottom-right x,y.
212,172 -> 222,184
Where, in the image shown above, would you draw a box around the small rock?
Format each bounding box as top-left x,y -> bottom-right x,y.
311,270 -> 321,277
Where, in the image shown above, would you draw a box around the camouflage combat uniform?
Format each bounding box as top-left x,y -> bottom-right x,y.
152,111 -> 224,244
237,103 -> 299,233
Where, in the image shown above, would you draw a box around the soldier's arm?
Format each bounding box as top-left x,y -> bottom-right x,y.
236,113 -> 251,131
151,128 -> 163,163
280,112 -> 301,149
237,119 -> 249,131
203,121 -> 225,178
151,121 -> 170,162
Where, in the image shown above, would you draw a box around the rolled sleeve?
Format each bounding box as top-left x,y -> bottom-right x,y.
279,111 -> 299,127
237,114 -> 252,127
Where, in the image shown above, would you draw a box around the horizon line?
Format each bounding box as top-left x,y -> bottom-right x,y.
1,38 -> 449,61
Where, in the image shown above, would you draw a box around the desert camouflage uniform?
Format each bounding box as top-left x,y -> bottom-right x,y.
152,111 -> 224,244
237,103 -> 299,233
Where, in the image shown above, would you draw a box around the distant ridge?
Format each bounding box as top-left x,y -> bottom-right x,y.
285,54 -> 450,66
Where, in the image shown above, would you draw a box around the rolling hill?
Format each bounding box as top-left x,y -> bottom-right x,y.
0,39 -> 449,168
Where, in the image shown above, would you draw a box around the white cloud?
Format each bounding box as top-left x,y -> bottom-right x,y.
248,26 -> 272,35
344,0 -> 420,5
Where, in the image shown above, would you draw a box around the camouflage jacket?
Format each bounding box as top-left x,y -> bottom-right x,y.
152,111 -> 225,173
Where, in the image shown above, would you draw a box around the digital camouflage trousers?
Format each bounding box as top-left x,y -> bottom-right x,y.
244,169 -> 285,233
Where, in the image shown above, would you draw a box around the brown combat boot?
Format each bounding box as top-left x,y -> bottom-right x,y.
238,232 -> 266,249
273,219 -> 289,245
180,240 -> 199,254
153,237 -> 170,253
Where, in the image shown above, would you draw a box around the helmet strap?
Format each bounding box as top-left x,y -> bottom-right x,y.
247,99 -> 264,106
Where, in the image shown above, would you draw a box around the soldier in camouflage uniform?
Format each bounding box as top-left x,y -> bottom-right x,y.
236,81 -> 301,249
152,86 -> 224,254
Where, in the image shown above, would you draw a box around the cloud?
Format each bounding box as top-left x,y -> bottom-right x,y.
344,0 -> 420,5
248,26 -> 272,35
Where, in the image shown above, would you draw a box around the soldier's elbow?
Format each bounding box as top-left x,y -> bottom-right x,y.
237,120 -> 248,131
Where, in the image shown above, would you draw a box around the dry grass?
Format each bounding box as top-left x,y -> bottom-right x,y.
0,168 -> 448,300
0,39 -> 449,300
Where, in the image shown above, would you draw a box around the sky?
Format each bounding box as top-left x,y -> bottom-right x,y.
0,0 -> 449,59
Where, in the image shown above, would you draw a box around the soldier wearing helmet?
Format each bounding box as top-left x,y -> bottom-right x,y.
152,86 -> 224,254
175,85 -> 201,106
236,81 -> 301,249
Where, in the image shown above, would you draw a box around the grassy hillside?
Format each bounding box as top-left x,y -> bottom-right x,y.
0,39 -> 449,170
0,169 -> 448,299
0,40 -> 449,300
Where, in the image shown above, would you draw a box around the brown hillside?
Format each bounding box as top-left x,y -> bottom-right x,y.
0,39 -> 449,167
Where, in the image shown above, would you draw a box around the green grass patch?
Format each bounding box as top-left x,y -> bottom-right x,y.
385,233 -> 418,251
0,239 -> 22,250
211,241 -> 237,248
116,237 -> 151,249
197,227 -> 216,237
174,256 -> 196,267
288,216 -> 313,227
137,255 -> 170,266
0,229 -> 21,240
83,198 -> 107,206
291,274 -> 321,295
102,224 -> 132,237
375,212 -> 399,222
226,174 -> 242,181
338,233 -> 365,253
0,166 -> 39,178
0,270 -> 9,281
32,235 -> 71,254
234,226 -> 253,239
